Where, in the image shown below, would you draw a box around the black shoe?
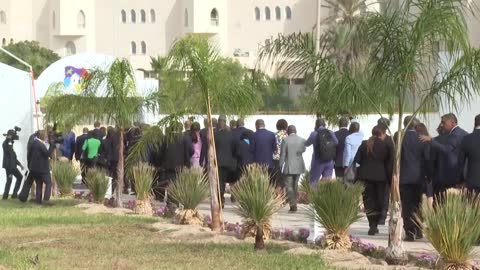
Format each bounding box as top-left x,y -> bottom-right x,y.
42,201 -> 54,207
404,234 -> 415,242
415,231 -> 423,240
11,194 -> 17,199
289,206 -> 298,213
230,196 -> 236,203
368,227 -> 379,235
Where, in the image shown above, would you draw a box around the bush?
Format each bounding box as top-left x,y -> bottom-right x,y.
417,189 -> 480,270
85,168 -> 109,203
298,170 -> 312,204
132,163 -> 155,215
308,179 -> 363,250
231,164 -> 285,250
51,160 -> 79,196
168,168 -> 209,225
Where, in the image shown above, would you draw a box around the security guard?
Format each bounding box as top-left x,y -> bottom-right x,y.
2,129 -> 24,199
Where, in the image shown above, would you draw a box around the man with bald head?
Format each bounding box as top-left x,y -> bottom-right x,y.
251,119 -> 277,182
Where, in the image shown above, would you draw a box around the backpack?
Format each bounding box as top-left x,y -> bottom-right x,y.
315,129 -> 336,162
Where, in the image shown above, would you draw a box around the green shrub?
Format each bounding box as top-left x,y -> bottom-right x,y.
168,168 -> 209,225
85,168 -> 109,203
308,179 -> 363,250
231,164 -> 285,250
132,163 -> 155,215
51,160 -> 79,196
417,189 -> 480,269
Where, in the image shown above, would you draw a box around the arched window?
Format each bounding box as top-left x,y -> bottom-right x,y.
9,38 -> 13,44
286,7 -> 292,20
265,7 -> 271,20
121,10 -> 126,23
77,10 -> 86,28
52,11 -> 56,29
1,38 -> 6,46
140,9 -> 146,23
131,41 -> 137,54
131,10 -> 136,23
275,7 -> 281,20
254,7 -> 260,21
65,41 -> 76,56
0,11 -> 6,24
141,41 -> 146,54
150,9 -> 156,23
210,8 -> 219,26
184,9 -> 189,27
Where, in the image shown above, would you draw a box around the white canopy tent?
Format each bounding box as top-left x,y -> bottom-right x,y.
0,62 -> 35,194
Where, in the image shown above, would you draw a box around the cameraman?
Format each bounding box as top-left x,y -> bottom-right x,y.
28,130 -> 56,205
2,129 -> 25,199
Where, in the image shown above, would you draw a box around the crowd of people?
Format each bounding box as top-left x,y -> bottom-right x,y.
2,113 -> 480,243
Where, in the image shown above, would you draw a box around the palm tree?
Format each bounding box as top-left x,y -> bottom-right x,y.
315,0 -> 480,264
259,0 -> 480,264
162,35 -> 261,231
45,58 -> 144,207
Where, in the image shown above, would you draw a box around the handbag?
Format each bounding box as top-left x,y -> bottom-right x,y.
343,165 -> 357,185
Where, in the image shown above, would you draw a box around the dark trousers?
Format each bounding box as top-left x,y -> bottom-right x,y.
334,166 -> 345,178
219,166 -> 235,204
400,184 -> 422,237
3,168 -> 23,199
108,160 -> 119,193
285,174 -> 300,208
31,172 -> 52,204
18,172 -> 34,202
380,183 -> 390,223
362,180 -> 386,228
272,160 -> 285,188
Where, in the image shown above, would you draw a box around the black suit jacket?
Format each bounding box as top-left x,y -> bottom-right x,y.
334,128 -> 349,167
399,129 -> 427,185
2,139 -> 20,170
160,133 -> 193,171
92,129 -> 103,141
458,129 -> 480,188
431,126 -> 468,187
199,128 -> 209,167
75,134 -> 88,161
214,128 -> 237,170
28,139 -> 55,174
355,138 -> 393,182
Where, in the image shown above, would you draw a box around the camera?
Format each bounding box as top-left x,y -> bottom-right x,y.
3,126 -> 21,141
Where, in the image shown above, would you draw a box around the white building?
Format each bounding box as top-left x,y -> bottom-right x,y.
0,0 -> 323,75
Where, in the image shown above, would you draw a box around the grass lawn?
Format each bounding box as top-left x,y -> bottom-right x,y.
0,199 -> 330,270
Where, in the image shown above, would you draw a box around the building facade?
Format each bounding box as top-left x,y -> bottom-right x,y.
0,0 -> 323,77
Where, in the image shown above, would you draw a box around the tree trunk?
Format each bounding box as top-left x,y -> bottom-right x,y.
254,225 -> 265,250
114,132 -> 124,208
385,121 -> 408,265
206,96 -> 222,232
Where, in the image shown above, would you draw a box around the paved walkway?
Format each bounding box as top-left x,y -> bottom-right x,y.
197,196 -> 479,257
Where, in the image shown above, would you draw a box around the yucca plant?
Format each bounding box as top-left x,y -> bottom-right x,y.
417,189 -> 480,270
85,168 -> 109,204
51,160 -> 79,197
168,167 -> 209,225
298,170 -> 312,204
132,163 -> 155,215
231,164 -> 285,250
308,179 -> 363,250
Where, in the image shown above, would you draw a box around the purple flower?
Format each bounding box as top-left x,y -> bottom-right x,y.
127,200 -> 136,210
234,224 -> 242,235
284,229 -> 294,240
298,228 -> 310,239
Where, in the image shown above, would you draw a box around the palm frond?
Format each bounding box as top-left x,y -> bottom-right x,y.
168,168 -> 209,210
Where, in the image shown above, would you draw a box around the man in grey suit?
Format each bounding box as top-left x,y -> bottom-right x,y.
279,125 -> 306,212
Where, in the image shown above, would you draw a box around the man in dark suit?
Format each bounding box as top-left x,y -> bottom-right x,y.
199,118 -> 217,168
215,116 -> 237,205
2,130 -> 25,199
398,116 -> 427,241
420,113 -> 468,194
232,118 -> 250,142
251,119 -> 277,181
334,118 -> 349,177
458,114 -> 480,194
28,130 -> 56,205
75,128 -> 89,161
